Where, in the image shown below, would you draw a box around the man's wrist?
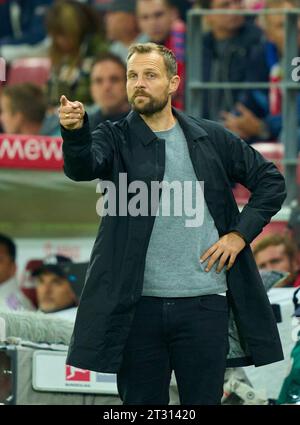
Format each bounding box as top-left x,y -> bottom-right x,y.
230,230 -> 247,244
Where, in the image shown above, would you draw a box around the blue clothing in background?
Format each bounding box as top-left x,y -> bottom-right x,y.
239,41 -> 300,143
0,0 -> 52,47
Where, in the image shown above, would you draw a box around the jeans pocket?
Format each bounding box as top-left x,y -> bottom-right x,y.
197,294 -> 228,312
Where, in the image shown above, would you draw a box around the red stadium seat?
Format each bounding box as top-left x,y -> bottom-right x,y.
7,57 -> 51,86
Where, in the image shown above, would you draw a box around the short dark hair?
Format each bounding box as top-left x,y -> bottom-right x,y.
127,42 -> 178,78
0,234 -> 16,262
91,52 -> 127,77
3,83 -> 47,124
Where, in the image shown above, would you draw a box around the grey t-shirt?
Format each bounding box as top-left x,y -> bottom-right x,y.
142,121 -> 227,297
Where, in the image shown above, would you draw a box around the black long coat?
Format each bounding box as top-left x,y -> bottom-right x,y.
61,108 -> 287,373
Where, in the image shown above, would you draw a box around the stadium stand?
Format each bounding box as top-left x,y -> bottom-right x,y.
7,58 -> 51,86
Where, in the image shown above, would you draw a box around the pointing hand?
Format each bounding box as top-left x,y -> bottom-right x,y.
59,95 -> 85,130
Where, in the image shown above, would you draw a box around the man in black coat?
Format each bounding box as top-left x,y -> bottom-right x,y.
59,42 -> 286,405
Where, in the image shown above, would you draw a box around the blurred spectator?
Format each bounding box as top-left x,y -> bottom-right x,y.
0,83 -> 50,135
31,255 -> 79,321
88,53 -> 130,131
136,0 -> 186,109
46,0 -> 107,107
198,0 -> 263,121
0,0 -> 52,63
0,234 -> 34,311
222,0 -> 300,144
253,234 -> 300,287
105,0 -> 143,63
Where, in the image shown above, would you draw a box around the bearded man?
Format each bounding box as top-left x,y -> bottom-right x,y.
59,42 -> 286,405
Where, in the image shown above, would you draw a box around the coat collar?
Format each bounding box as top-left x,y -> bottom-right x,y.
125,107 -> 208,146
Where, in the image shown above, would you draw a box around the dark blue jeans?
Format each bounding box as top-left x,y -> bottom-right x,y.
116,294 -> 229,405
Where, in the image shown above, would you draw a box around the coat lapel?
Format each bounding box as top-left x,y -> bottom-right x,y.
173,109 -> 228,234
126,108 -> 228,233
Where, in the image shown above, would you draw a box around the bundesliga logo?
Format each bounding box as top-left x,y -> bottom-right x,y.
65,365 -> 91,382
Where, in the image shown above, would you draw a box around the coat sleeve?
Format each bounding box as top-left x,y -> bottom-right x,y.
222,129 -> 287,244
61,113 -> 114,182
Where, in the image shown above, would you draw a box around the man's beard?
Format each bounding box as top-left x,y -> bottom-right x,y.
129,91 -> 169,116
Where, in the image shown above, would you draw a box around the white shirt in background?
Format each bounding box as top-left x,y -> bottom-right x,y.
45,307 -> 77,322
0,277 -> 35,311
